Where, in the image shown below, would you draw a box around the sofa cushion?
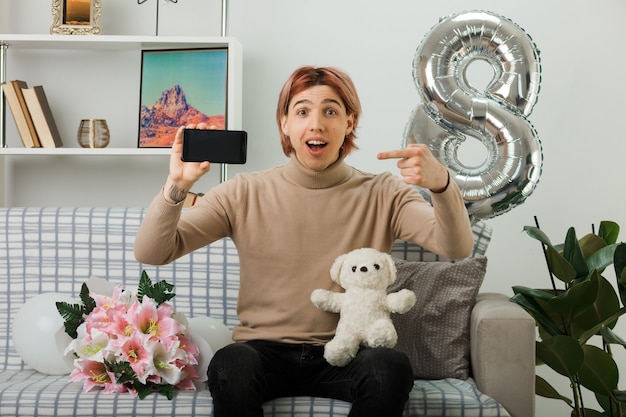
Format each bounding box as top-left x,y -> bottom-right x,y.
407,378 -> 509,416
389,257 -> 487,379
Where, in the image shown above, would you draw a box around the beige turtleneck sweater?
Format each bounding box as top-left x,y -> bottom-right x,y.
134,157 -> 473,345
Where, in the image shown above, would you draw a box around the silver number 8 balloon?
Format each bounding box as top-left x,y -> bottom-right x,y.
404,10 -> 543,222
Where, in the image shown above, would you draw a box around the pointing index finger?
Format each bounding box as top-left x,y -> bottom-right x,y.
377,149 -> 409,160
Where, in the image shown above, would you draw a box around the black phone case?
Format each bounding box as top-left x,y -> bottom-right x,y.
181,129 -> 247,164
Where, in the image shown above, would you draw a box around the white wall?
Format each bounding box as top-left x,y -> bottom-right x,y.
3,1 -> 626,415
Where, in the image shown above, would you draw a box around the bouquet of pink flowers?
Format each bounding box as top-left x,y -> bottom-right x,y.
56,272 -> 201,399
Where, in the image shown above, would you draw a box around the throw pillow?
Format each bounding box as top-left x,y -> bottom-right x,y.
388,256 -> 487,380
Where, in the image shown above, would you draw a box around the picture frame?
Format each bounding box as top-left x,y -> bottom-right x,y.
50,0 -> 102,35
138,48 -> 229,148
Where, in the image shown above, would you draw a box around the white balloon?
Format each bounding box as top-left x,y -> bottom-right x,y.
12,292 -> 77,375
187,316 -> 233,352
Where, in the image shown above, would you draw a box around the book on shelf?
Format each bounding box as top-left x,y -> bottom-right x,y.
1,80 -> 41,148
21,85 -> 64,148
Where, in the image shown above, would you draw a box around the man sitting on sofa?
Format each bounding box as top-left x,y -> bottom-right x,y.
134,65 -> 473,417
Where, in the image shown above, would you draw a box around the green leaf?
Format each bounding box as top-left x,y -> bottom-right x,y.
523,225 -> 553,246
599,221 -> 620,245
512,286 -> 556,301
548,272 -> 598,320
79,282 -> 96,315
585,273 -> 620,323
601,326 -> 626,348
569,272 -> 620,339
579,233 -> 608,260
138,270 -> 176,306
578,307 -> 626,345
150,280 -> 176,305
510,290 -> 564,336
535,374 -> 572,404
135,382 -> 153,400
137,270 -> 151,302
545,246 -> 578,283
596,392 -> 626,417
131,381 -> 175,400
105,359 -> 137,385
577,344 -> 619,396
55,282 -> 97,339
563,227 -> 589,278
587,244 -> 618,275
522,225 -> 578,282
156,384 -> 175,400
55,302 -> 82,322
614,243 -> 626,306
55,301 -> 84,339
536,336 -> 584,378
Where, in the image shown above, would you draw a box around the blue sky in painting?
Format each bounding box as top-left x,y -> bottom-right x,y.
140,48 -> 228,116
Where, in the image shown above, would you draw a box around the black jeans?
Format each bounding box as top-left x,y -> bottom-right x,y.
206,340 -> 414,417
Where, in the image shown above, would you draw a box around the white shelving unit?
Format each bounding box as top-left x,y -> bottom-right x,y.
0,147 -> 171,156
0,34 -> 242,206
0,34 -> 243,150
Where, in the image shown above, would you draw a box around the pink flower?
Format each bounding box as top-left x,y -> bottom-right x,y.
175,364 -> 199,390
69,359 -> 119,393
85,286 -> 132,333
114,332 -> 153,383
126,297 -> 182,342
177,333 -> 200,365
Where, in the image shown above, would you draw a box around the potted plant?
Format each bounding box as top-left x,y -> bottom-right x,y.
511,219 -> 626,416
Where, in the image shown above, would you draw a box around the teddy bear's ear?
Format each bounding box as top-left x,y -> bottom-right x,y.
330,253 -> 346,284
383,252 -> 397,285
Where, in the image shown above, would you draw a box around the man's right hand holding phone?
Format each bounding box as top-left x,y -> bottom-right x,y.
164,124 -> 212,205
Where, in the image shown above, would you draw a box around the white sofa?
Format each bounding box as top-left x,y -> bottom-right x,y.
0,207 -> 535,417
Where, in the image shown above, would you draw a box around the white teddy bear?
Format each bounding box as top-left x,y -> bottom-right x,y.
311,247 -> 417,367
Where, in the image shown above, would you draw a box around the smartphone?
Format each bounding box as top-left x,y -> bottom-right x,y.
181,129 -> 247,164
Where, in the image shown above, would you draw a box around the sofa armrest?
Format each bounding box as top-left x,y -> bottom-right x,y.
470,292 -> 536,417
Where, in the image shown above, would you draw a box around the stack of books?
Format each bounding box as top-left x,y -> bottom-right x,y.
1,80 -> 64,148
